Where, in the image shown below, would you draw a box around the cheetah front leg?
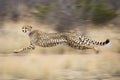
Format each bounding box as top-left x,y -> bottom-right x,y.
13,44 -> 35,53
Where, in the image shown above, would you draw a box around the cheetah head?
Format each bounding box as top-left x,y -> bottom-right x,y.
22,25 -> 32,34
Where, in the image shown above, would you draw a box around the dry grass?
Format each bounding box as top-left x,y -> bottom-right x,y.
0,21 -> 120,80
0,53 -> 120,80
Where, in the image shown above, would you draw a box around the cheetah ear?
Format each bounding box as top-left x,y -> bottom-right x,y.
26,25 -> 32,30
29,25 -> 32,29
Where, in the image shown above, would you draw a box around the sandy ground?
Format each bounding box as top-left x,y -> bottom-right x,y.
0,53 -> 120,80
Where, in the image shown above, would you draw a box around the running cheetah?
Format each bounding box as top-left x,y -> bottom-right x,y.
14,25 -> 110,53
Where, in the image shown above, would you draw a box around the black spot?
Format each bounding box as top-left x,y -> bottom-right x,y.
91,41 -> 93,43
105,39 -> 110,44
86,39 -> 89,42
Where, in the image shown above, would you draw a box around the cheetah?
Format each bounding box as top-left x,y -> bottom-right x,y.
14,25 -> 110,54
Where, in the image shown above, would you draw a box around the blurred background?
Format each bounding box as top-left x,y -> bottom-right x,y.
0,0 -> 120,80
0,0 -> 120,30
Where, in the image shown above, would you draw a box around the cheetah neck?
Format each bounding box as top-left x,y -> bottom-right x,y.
26,29 -> 35,35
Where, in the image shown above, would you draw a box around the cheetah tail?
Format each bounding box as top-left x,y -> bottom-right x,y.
93,39 -> 110,46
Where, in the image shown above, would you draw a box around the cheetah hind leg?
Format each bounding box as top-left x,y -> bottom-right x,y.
13,45 -> 35,53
